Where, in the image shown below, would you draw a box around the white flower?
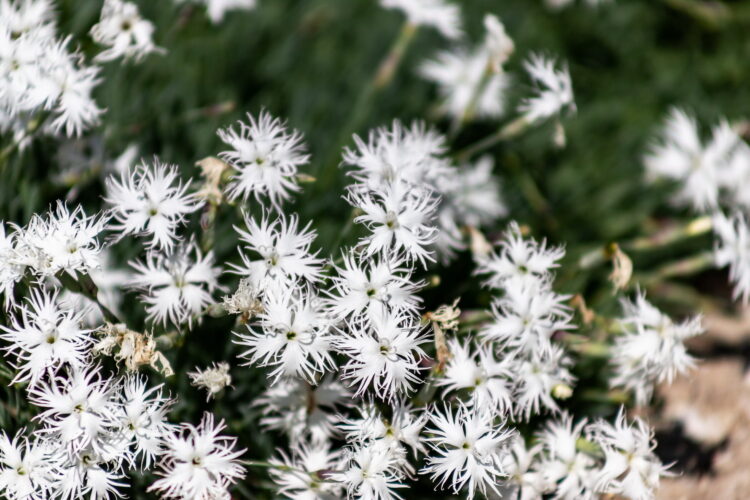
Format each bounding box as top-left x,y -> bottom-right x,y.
339,402 -> 427,458
437,339 -> 513,414
538,414 -> 597,500
483,14 -> 514,73
546,0 -> 613,8
518,54 -> 575,123
150,412 -> 246,500
588,408 -> 670,500
0,0 -> 55,37
255,376 -> 352,445
718,139 -> 750,210
189,361 -> 232,401
439,156 -> 507,229
231,212 -> 324,287
0,9 -> 104,139
27,366 -> 118,455
500,436 -> 549,500
194,0 -> 257,23
54,445 -> 127,500
41,40 -> 104,137
234,285 -> 334,383
420,47 -> 509,120
337,311 -> 428,400
476,221 -> 565,288
343,121 -> 451,192
0,431 -> 58,500
269,441 -> 343,500
481,276 -> 574,356
116,376 -> 173,468
327,254 -> 422,322
91,0 -> 163,62
128,242 -> 221,327
714,210 -> 750,302
17,202 -> 109,277
421,404 -> 514,499
218,111 -> 309,207
611,293 -> 701,405
0,223 -> 25,307
430,156 -> 506,261
0,287 -> 92,385
644,108 -> 741,212
335,441 -> 406,500
380,0 -> 462,40
105,159 -> 202,250
513,346 -> 574,420
347,181 -> 438,266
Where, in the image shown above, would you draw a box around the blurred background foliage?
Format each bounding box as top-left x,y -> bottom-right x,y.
2,0 -> 750,497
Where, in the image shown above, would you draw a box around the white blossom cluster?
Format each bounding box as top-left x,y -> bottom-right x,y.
0,1 -> 696,499
176,0 -> 258,24
643,108 -> 750,302
216,109 -> 670,498
1,0 -> 160,149
611,293 -> 702,406
0,0 -> 102,142
0,194 -> 244,499
1,82 -> 676,500
419,13 -> 575,130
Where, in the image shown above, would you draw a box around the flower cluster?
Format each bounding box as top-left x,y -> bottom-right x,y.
610,293 -> 702,405
644,108 -> 750,303
0,1 -> 704,499
91,0 -> 162,62
0,193 -> 244,500
0,0 -> 102,140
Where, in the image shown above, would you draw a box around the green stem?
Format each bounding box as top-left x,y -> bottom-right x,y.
372,22 -> 418,90
458,309 -> 492,332
628,216 -> 712,251
578,389 -> 630,405
56,271 -> 122,324
661,0 -> 730,28
0,113 -> 47,167
560,333 -> 610,357
318,22 -> 418,191
577,216 -> 713,270
200,202 -> 219,254
241,460 -> 289,471
641,251 -> 714,284
450,61 -> 494,136
455,115 -> 530,163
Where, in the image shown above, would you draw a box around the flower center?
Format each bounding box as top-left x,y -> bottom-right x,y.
286,330 -> 297,341
385,210 -> 399,229
266,251 -> 280,267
